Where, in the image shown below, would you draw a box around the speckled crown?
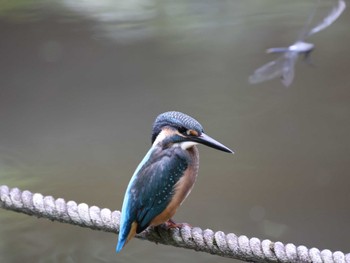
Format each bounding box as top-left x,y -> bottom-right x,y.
151,111 -> 203,143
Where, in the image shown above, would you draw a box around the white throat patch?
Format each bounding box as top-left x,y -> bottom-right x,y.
152,129 -> 168,147
176,141 -> 198,150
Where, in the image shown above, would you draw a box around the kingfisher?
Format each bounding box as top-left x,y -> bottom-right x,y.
116,111 -> 233,252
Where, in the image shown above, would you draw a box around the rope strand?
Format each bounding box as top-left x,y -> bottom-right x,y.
1,185 -> 349,262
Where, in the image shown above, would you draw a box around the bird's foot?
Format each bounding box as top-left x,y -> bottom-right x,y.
164,219 -> 191,229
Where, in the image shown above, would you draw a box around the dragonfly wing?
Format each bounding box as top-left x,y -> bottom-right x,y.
297,0 -> 320,41
281,52 -> 298,87
267,47 -> 290,54
249,55 -> 286,84
308,0 -> 346,36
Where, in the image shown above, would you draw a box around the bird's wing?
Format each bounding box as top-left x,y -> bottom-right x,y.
125,147 -> 188,233
308,0 -> 346,36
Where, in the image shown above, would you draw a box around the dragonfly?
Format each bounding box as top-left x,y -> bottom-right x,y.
249,0 -> 346,87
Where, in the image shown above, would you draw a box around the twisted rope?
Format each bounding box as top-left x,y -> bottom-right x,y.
0,185 -> 349,262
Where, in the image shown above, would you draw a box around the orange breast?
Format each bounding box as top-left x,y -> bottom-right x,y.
150,146 -> 199,226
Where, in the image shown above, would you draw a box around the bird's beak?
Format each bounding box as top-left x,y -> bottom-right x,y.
190,133 -> 234,154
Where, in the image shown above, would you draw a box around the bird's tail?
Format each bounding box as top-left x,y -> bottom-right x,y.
116,221 -> 138,253
116,237 -> 126,253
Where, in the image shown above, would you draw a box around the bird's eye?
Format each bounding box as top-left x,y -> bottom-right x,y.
178,127 -> 198,137
178,126 -> 187,135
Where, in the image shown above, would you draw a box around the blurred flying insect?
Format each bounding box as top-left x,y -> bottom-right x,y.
249,0 -> 346,87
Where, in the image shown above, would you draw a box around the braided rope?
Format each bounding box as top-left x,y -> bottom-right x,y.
0,185 -> 349,262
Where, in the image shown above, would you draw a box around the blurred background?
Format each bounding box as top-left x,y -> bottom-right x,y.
0,0 -> 349,262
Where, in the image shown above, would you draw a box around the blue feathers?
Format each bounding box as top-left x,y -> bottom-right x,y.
151,111 -> 204,143
116,147 -> 153,252
116,234 -> 127,253
116,145 -> 189,252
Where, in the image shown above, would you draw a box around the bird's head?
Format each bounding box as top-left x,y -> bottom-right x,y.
151,111 -> 233,153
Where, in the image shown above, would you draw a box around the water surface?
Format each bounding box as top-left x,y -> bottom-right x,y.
0,1 -> 350,262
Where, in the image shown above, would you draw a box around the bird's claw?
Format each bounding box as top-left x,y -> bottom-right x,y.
163,219 -> 191,229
